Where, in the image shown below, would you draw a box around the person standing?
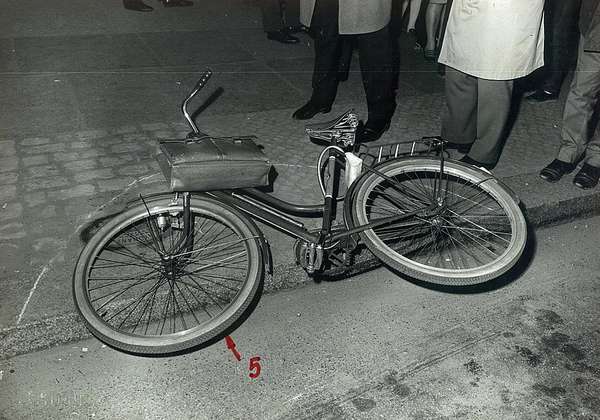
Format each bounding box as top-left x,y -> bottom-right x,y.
293,0 -> 397,142
526,0 -> 582,102
261,0 -> 301,44
438,0 -> 545,169
540,0 -> 600,189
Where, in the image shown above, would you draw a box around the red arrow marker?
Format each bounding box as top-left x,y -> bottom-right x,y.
225,336 -> 242,361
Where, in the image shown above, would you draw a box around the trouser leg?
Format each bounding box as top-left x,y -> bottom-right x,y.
542,0 -> 581,93
309,0 -> 340,106
260,0 -> 282,32
441,66 -> 477,146
356,25 -> 396,121
468,78 -> 513,165
281,0 -> 300,27
557,36 -> 600,165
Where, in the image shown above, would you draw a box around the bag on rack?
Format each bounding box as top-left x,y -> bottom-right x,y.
156,136 -> 272,192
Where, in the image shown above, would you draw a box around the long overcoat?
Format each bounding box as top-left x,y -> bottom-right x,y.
438,0 -> 545,81
299,0 -> 392,34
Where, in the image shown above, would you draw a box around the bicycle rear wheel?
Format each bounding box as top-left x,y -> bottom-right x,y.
73,194 -> 264,355
349,158 -> 527,285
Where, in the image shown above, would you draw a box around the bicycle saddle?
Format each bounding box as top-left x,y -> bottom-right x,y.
305,109 -> 359,146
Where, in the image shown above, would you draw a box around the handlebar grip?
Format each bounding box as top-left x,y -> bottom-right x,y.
193,69 -> 212,92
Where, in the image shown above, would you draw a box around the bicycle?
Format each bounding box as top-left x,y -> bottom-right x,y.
73,70 -> 527,355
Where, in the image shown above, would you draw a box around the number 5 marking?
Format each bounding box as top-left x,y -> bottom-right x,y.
248,356 -> 261,379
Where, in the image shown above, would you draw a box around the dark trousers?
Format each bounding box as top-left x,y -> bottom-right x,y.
557,36 -> 600,167
309,0 -> 396,121
541,0 -> 582,93
260,0 -> 300,32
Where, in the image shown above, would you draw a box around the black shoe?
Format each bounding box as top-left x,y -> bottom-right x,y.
526,89 -> 559,102
573,163 -> 600,189
162,0 -> 193,6
444,141 -> 471,154
359,119 -> 391,143
266,30 -> 299,44
123,0 -> 153,11
286,25 -> 304,34
539,159 -> 576,182
292,101 -> 332,120
459,155 -> 494,171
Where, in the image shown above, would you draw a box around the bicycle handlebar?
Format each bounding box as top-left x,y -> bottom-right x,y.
182,69 -> 213,137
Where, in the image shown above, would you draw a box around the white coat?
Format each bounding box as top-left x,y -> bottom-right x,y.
300,0 -> 392,35
438,0 -> 545,80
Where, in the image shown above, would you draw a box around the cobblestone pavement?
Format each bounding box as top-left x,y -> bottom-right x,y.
1,0 -> 599,357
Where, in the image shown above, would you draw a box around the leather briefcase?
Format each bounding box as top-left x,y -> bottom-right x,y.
156,136 -> 272,192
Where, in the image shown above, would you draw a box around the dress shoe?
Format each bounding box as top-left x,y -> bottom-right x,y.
123,0 -> 153,11
444,141 -> 471,154
162,0 -> 193,6
526,89 -> 559,102
459,155 -> 494,171
539,159 -> 576,183
286,25 -> 304,34
292,101 -> 332,120
266,30 -> 299,44
573,163 -> 600,189
359,119 -> 391,143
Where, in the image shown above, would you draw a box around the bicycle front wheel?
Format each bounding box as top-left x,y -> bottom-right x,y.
73,195 -> 264,355
349,158 -> 527,285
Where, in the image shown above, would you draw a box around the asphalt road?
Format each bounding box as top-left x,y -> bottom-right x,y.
1,216 -> 599,420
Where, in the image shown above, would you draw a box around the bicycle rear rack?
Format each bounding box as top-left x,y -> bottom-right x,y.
357,136 -> 445,167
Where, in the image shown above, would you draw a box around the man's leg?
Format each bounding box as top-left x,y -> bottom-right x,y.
282,0 -> 300,29
260,0 -> 282,32
357,25 -> 396,124
292,0 -> 339,119
541,0 -> 581,95
309,0 -> 340,106
557,36 -> 600,164
441,67 -> 477,147
467,78 -> 513,165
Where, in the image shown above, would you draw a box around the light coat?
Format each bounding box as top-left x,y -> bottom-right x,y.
300,0 -> 392,34
438,0 -> 545,80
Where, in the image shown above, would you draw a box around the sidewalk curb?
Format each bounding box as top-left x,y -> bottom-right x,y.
2,172 -> 600,360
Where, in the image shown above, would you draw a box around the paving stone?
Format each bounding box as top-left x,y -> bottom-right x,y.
0,173 -> 18,185
26,165 -> 61,178
98,156 -> 136,167
70,141 -> 93,150
22,192 -> 47,207
75,129 -> 108,140
20,137 -> 50,146
22,143 -> 67,155
54,133 -> 75,142
141,123 -> 170,131
110,143 -> 147,154
62,159 -> 98,172
56,184 -> 95,200
0,222 -> 26,240
97,178 -> 133,192
0,184 -> 17,200
0,140 -> 16,157
37,205 -> 57,219
0,203 -> 23,221
53,150 -> 104,162
75,168 -> 114,182
117,164 -> 151,176
0,157 -> 18,172
23,176 -> 69,191
21,155 -> 49,167
111,125 -> 139,135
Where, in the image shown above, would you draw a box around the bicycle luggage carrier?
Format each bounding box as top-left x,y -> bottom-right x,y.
357,136 -> 443,167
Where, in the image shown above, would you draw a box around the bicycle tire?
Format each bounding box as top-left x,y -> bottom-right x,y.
73,194 -> 264,355
348,158 -> 527,285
